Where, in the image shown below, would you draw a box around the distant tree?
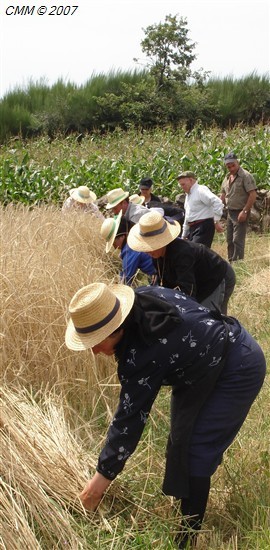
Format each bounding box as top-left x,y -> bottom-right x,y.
139,14 -> 198,90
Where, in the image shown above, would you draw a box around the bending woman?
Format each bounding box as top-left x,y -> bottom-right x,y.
65,282 -> 266,548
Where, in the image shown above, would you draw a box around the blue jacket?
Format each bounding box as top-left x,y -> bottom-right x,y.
120,243 -> 156,286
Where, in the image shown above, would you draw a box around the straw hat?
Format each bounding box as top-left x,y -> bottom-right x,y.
127,211 -> 180,252
100,211 -> 122,253
65,282 -> 135,350
106,188 -> 129,209
70,186 -> 97,204
129,193 -> 145,205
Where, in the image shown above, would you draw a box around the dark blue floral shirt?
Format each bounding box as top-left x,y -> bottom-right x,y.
97,286 -> 240,480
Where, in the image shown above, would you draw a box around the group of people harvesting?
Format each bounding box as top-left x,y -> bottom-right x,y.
64,152 -> 265,549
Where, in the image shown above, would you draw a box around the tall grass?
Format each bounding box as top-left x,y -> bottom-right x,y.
206,73 -> 270,126
0,205 -> 269,548
0,70 -> 148,141
0,72 -> 269,141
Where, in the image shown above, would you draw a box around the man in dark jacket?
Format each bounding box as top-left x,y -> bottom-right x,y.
139,177 -> 161,205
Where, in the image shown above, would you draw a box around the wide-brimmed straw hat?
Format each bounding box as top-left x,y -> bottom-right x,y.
129,193 -> 145,205
100,211 -> 122,253
106,188 -> 129,209
70,186 -> 97,204
65,282 -> 135,351
127,211 -> 180,252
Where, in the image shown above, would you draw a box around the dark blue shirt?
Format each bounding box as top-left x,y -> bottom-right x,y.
96,286 -> 240,480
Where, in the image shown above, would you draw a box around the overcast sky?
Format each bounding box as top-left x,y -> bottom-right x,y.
0,0 -> 269,98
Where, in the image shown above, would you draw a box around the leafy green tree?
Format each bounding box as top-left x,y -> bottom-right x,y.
139,14 -> 198,90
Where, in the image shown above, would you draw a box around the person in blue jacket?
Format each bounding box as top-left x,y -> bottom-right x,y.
100,213 -> 156,286
65,282 -> 266,549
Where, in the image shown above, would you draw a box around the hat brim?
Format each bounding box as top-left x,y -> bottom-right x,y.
70,189 -> 97,203
106,191 -> 129,209
65,284 -> 135,351
128,219 -> 181,252
105,211 -> 122,253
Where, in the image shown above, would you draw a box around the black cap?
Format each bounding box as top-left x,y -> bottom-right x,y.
139,177 -> 153,189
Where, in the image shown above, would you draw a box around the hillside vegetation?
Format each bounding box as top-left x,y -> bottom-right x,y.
0,72 -> 269,142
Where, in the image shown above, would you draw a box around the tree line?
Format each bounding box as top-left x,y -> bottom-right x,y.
1,14 -> 269,143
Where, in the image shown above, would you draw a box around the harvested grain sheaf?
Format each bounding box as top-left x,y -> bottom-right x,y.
0,385 -> 93,548
0,385 -> 138,549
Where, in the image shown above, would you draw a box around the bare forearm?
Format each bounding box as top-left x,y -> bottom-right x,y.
243,190 -> 257,212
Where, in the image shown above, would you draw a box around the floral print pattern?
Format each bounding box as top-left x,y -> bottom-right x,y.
97,286 -> 240,481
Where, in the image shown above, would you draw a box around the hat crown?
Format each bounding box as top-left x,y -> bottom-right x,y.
69,283 -> 119,331
70,186 -> 96,203
139,177 -> 153,188
107,188 -> 129,204
77,186 -> 91,199
138,211 -> 165,235
224,152 -> 238,163
177,171 -> 196,179
130,193 -> 145,205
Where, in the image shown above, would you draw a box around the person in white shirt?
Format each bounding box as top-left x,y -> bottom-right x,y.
178,171 -> 224,248
62,186 -> 104,220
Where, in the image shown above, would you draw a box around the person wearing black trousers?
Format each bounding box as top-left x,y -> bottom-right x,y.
127,210 -> 236,315
65,282 -> 266,549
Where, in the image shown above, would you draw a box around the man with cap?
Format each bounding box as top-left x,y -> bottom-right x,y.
127,211 -> 236,315
139,177 -> 161,207
220,152 -> 257,262
177,171 -> 224,248
62,185 -> 104,219
106,187 -> 164,225
100,213 -> 156,286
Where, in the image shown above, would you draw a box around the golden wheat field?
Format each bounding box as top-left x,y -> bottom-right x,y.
0,205 -> 269,550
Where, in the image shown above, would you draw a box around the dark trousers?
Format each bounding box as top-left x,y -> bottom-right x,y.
177,476 -> 210,548
201,262 -> 236,315
227,209 -> 249,261
188,218 -> 215,248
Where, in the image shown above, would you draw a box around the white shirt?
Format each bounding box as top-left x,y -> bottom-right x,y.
62,197 -> 104,219
182,182 -> 224,238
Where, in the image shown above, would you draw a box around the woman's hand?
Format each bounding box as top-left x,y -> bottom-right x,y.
80,472 -> 112,511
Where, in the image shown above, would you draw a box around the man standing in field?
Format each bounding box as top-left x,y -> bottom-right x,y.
220,152 -> 257,262
177,171 -> 224,248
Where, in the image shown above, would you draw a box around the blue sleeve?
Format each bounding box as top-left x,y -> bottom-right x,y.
121,245 -> 156,285
138,252 -> 157,276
